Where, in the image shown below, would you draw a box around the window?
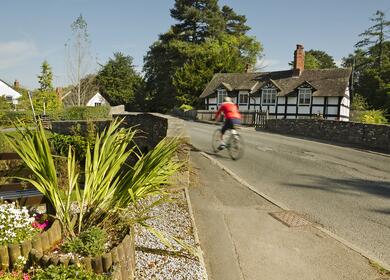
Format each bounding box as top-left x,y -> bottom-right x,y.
262,88 -> 276,105
239,93 -> 249,105
5,96 -> 13,102
95,102 -> 102,107
298,88 -> 311,106
217,89 -> 227,105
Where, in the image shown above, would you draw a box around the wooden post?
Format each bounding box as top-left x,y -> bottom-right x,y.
40,232 -> 50,252
21,240 -> 32,258
59,256 -> 70,267
32,235 -> 43,254
0,245 -> 9,271
41,255 -> 51,266
81,257 -> 92,271
30,249 -> 43,265
92,256 -> 104,274
102,253 -> 113,272
48,228 -> 56,246
8,244 -> 21,269
111,247 -> 119,264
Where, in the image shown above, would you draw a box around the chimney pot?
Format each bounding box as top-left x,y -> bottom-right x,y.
293,44 -> 305,75
14,80 -> 20,89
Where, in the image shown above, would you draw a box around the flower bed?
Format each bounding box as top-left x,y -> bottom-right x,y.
0,203 -> 59,271
29,231 -> 135,280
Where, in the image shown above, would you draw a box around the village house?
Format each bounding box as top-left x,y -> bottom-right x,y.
200,45 -> 351,121
0,80 -> 22,105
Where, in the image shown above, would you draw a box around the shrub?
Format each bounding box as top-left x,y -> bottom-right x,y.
50,106 -> 110,121
61,227 -> 107,257
0,202 -> 39,245
360,109 -> 388,124
0,111 -> 35,127
179,104 -> 193,112
32,265 -> 110,280
50,133 -> 92,161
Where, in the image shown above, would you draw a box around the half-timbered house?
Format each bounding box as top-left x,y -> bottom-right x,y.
200,45 -> 351,121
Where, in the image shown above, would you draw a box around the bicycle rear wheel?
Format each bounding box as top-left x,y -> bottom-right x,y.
212,129 -> 222,153
228,134 -> 244,160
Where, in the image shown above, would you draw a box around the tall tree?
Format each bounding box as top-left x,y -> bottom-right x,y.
65,14 -> 92,106
143,0 -> 262,112
355,10 -> 390,69
343,11 -> 390,117
170,0 -> 224,43
37,60 -> 54,91
96,52 -> 142,106
221,5 -> 250,36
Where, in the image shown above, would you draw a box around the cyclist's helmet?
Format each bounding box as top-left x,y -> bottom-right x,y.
224,96 -> 232,103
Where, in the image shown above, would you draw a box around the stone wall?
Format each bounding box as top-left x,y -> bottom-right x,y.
51,113 -> 168,153
265,119 -> 390,153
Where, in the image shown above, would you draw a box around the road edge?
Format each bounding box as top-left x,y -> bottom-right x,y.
199,151 -> 390,273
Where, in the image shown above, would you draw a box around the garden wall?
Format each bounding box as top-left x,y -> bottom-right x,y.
264,119 -> 390,153
51,113 -> 168,153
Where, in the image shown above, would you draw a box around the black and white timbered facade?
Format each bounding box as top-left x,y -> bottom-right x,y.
200,45 -> 351,121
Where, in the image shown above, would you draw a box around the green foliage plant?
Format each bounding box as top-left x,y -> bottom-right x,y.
32,265 -> 109,280
360,109 -> 388,124
37,60 -> 54,91
179,104 -> 193,112
7,119 -> 181,237
61,226 -> 107,257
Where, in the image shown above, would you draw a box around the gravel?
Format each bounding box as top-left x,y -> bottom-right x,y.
134,191 -> 207,280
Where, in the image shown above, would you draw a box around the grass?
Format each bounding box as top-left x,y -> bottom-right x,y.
369,260 -> 390,277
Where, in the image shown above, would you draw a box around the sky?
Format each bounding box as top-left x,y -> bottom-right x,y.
0,0 -> 389,89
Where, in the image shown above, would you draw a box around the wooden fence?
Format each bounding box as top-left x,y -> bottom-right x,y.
173,109 -> 269,127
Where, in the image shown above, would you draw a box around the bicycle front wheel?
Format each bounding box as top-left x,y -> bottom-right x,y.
228,134 -> 244,160
212,129 -> 222,153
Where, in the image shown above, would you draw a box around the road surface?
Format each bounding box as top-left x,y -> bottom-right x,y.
186,120 -> 390,267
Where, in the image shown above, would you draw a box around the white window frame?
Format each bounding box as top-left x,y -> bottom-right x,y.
217,89 -> 227,105
298,88 -> 311,106
261,88 -> 277,105
238,92 -> 249,105
5,95 -> 13,102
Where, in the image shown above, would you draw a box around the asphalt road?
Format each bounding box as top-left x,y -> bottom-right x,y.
185,120 -> 390,267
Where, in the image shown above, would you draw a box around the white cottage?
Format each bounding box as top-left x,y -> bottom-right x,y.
0,79 -> 22,105
86,92 -> 109,107
200,45 -> 351,121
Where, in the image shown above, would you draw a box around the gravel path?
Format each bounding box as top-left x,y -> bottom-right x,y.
135,191 -> 207,280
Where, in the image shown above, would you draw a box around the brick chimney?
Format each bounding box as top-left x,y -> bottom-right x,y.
245,63 -> 252,73
293,44 -> 305,75
14,80 -> 20,89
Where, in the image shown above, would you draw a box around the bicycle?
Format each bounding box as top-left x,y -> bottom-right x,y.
212,128 -> 244,160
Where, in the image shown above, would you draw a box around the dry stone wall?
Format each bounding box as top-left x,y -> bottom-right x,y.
265,119 -> 390,153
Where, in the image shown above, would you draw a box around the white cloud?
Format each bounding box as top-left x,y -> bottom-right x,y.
0,41 -> 38,70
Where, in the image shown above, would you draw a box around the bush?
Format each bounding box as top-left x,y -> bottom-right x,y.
179,104 -> 193,112
360,110 -> 388,124
32,265 -> 110,280
0,202 -> 39,245
50,133 -> 92,161
61,227 -> 107,257
0,111 -> 35,127
50,106 -> 110,121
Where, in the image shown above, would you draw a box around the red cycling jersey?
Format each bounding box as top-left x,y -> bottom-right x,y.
215,102 -> 241,120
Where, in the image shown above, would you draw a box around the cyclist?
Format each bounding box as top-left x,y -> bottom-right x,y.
214,96 -> 241,150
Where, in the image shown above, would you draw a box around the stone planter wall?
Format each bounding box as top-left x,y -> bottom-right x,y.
29,231 -> 135,280
0,220 -> 62,271
264,119 -> 390,153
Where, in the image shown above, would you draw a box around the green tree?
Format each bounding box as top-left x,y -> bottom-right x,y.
143,0 -> 262,112
32,90 -> 61,114
343,11 -> 390,117
96,52 -> 142,106
170,0 -> 224,42
37,60 -> 54,91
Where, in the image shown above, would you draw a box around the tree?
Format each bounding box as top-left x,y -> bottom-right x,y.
65,14 -> 92,106
355,10 -> 390,69
342,11 -> 390,117
170,0 -> 225,43
143,0 -> 262,112
221,5 -> 250,36
96,52 -> 142,106
289,49 -> 337,69
37,60 -> 54,91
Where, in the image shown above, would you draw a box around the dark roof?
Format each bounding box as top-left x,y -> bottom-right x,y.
200,68 -> 352,98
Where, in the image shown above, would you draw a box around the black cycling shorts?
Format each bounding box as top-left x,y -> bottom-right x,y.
222,118 -> 241,134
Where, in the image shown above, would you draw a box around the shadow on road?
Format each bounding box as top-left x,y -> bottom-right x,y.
281,174 -> 390,199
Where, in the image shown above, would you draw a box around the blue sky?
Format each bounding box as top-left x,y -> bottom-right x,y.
0,0 -> 389,89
